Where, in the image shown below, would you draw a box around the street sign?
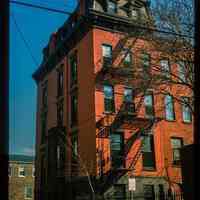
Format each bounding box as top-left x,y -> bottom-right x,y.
128,177 -> 136,191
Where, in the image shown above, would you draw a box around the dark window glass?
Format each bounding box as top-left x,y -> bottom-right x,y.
104,85 -> 115,112
142,134 -> 156,169
70,53 -> 78,86
144,93 -> 154,118
41,112 -> 47,144
71,132 -> 78,176
110,132 -> 124,168
107,1 -> 117,14
165,95 -> 175,121
114,185 -> 126,199
102,44 -> 112,67
25,185 -> 33,199
42,83 -> 48,108
143,184 -> 155,200
181,97 -> 192,123
171,138 -> 183,165
57,101 -> 64,126
57,69 -> 63,97
71,94 -> 78,127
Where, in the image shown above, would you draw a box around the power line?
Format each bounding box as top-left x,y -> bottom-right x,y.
10,0 -> 73,15
11,13 -> 39,67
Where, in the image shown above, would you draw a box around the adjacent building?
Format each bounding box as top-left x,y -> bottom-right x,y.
9,155 -> 35,200
33,0 -> 193,199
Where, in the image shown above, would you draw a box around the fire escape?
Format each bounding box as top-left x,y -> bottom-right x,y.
95,34 -> 161,193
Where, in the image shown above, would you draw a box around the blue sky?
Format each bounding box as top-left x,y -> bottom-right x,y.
9,0 -> 77,156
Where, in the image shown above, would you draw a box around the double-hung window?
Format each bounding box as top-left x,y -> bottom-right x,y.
165,95 -> 175,121
57,68 -> 63,97
160,59 -> 170,78
104,85 -> 115,113
57,101 -> 64,126
71,94 -> 78,127
144,93 -> 154,118
102,44 -> 112,67
110,132 -> 124,169
142,134 -> 156,170
182,97 -> 192,123
70,52 -> 78,86
124,88 -> 135,113
171,138 -> 183,165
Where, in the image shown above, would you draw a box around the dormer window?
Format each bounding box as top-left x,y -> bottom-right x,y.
107,1 -> 117,14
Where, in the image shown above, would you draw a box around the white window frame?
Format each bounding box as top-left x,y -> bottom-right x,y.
32,166 -> 35,177
18,166 -> 25,177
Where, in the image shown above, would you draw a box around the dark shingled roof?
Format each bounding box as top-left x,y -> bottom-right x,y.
9,154 -> 35,163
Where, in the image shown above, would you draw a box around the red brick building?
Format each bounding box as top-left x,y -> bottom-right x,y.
33,1 -> 193,199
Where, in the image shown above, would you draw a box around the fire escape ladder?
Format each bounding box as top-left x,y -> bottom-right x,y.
128,142 -> 142,170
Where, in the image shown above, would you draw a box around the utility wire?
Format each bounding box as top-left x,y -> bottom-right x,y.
11,13 -> 39,67
10,0 -> 73,15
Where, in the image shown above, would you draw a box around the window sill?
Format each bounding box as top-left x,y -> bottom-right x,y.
165,119 -> 176,122
172,163 -> 181,168
182,120 -> 192,124
143,167 -> 156,171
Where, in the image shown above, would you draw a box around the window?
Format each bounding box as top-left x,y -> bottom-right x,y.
114,184 -> 126,199
71,94 -> 78,127
110,132 -> 124,168
24,185 -> 33,199
102,44 -> 112,67
107,1 -> 117,14
42,82 -> 48,108
41,112 -> 47,144
104,85 -> 115,113
141,52 -> 150,69
182,97 -> 192,123
123,49 -> 132,67
142,134 -> 156,169
8,165 -> 12,177
70,52 -> 78,86
71,133 -> 78,157
124,88 -> 133,102
124,88 -> 135,113
144,93 -> 154,118
165,95 -> 175,121
160,59 -> 170,78
178,61 -> 186,82
18,166 -> 25,177
171,138 -> 183,165
57,101 -> 64,126
57,68 -> 63,97
131,9 -> 138,19
32,167 -> 35,177
143,184 -> 155,200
